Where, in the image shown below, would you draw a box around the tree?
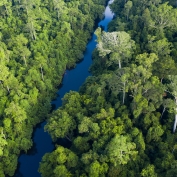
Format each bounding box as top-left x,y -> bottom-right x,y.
95,27 -> 135,68
135,53 -> 158,71
161,99 -> 175,119
141,164 -> 157,177
8,34 -> 31,66
153,56 -> 176,81
124,1 -> 132,20
105,134 -> 137,166
108,68 -> 130,104
73,136 -> 90,152
45,109 -> 76,141
33,52 -> 47,81
167,75 -> 177,132
5,102 -> 27,124
0,62 -> 12,93
150,2 -> 177,30
146,37 -> 172,58
0,0 -> 12,16
142,8 -> 152,27
89,161 -> 108,177
21,0 -> 41,40
146,125 -> 164,143
39,146 -> 78,177
25,13 -> 38,40
0,127 -> 7,157
53,0 -> 66,20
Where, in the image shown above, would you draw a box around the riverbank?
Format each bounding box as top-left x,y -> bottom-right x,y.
13,1 -> 114,177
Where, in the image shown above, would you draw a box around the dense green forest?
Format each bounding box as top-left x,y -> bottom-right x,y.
39,0 -> 177,176
0,0 -> 108,176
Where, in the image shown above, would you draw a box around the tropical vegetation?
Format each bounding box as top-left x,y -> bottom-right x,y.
39,0 -> 177,176
0,0 -> 108,176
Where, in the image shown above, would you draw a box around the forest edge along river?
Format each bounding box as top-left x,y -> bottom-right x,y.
14,1 -> 114,176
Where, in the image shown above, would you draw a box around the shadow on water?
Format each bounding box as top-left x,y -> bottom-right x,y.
13,170 -> 24,177
55,138 -> 72,149
27,142 -> 38,155
14,1 -> 114,177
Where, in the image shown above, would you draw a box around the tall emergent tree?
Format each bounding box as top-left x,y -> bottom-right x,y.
95,27 -> 135,68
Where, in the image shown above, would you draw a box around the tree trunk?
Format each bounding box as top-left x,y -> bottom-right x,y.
118,59 -> 121,69
160,78 -> 163,83
1,130 -> 6,140
23,56 -> 27,66
40,64 -> 44,81
6,85 -> 10,93
173,98 -> 177,132
161,107 -> 166,119
123,82 -> 125,104
31,22 -> 36,40
173,113 -> 177,133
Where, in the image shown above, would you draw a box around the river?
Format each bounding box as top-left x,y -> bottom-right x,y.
14,1 -> 114,176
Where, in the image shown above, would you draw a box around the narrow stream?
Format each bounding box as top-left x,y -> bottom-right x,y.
14,1 -> 114,176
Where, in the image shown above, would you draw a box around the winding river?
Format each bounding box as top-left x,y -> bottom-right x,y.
14,1 -> 114,176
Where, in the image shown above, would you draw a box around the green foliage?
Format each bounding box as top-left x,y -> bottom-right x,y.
95,28 -> 135,68
106,134 -> 138,166
39,0 -> 177,177
0,0 -> 108,176
39,145 -> 78,177
149,2 -> 177,30
141,164 -> 157,177
45,109 -> 76,141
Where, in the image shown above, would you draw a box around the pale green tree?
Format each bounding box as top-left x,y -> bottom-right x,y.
105,134 -> 137,166
95,27 -> 135,68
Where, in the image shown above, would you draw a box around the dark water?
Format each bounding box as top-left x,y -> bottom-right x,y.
14,1 -> 114,177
